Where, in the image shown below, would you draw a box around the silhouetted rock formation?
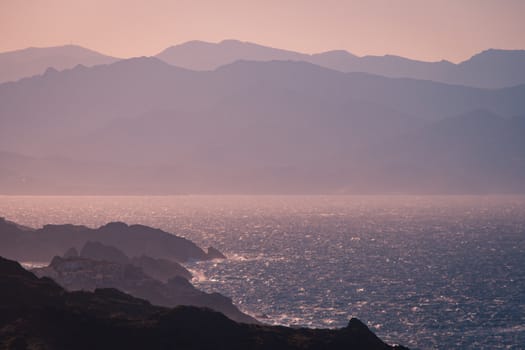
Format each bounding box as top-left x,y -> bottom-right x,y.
131,254 -> 192,281
77,241 -> 193,280
0,218 -> 219,262
33,255 -> 255,324
0,256 -> 408,349
207,246 -> 227,259
80,240 -> 130,264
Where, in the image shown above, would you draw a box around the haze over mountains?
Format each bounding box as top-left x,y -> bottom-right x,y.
0,40 -> 524,194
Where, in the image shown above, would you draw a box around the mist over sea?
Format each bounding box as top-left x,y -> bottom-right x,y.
1,195 -> 524,349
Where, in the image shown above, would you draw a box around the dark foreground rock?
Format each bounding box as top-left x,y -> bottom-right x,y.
0,256 -> 408,350
33,254 -> 256,324
0,217 -> 226,262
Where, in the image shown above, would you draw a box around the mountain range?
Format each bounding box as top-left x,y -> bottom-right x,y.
0,42 -> 524,194
157,40 -> 525,89
2,40 -> 525,88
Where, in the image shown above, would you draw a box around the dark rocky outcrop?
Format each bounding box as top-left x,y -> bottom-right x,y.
33,255 -> 255,324
80,241 -> 130,264
207,246 -> 227,260
0,256 -> 408,350
0,218 -> 212,262
76,241 -> 192,281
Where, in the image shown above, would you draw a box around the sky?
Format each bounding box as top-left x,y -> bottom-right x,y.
1,0 -> 524,62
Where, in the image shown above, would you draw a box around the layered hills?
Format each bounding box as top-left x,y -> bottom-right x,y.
0,56 -> 523,194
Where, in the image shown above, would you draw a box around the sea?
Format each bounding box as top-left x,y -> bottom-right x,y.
1,195 -> 524,349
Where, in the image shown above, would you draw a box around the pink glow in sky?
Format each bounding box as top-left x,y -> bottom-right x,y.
1,0 -> 524,62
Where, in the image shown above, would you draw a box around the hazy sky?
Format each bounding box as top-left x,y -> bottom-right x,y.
1,0 -> 524,62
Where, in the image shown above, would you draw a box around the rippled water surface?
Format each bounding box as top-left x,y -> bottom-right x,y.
1,195 -> 524,349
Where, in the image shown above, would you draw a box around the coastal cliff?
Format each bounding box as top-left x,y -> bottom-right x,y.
0,256 -> 408,350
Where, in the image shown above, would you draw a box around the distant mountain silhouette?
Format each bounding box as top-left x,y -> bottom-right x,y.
156,39 -> 306,71
1,57 -> 523,150
156,40 -> 525,88
0,256 -> 408,349
0,57 -> 524,193
0,45 -> 119,83
2,41 -> 524,88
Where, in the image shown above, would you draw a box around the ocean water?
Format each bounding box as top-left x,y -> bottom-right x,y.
1,195 -> 524,349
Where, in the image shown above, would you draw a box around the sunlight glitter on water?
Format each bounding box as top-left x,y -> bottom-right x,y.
1,195 -> 525,349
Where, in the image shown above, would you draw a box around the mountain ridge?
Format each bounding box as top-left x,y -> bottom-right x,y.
0,44 -> 119,83
2,40 -> 525,87
0,56 -> 524,194
154,39 -> 525,88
